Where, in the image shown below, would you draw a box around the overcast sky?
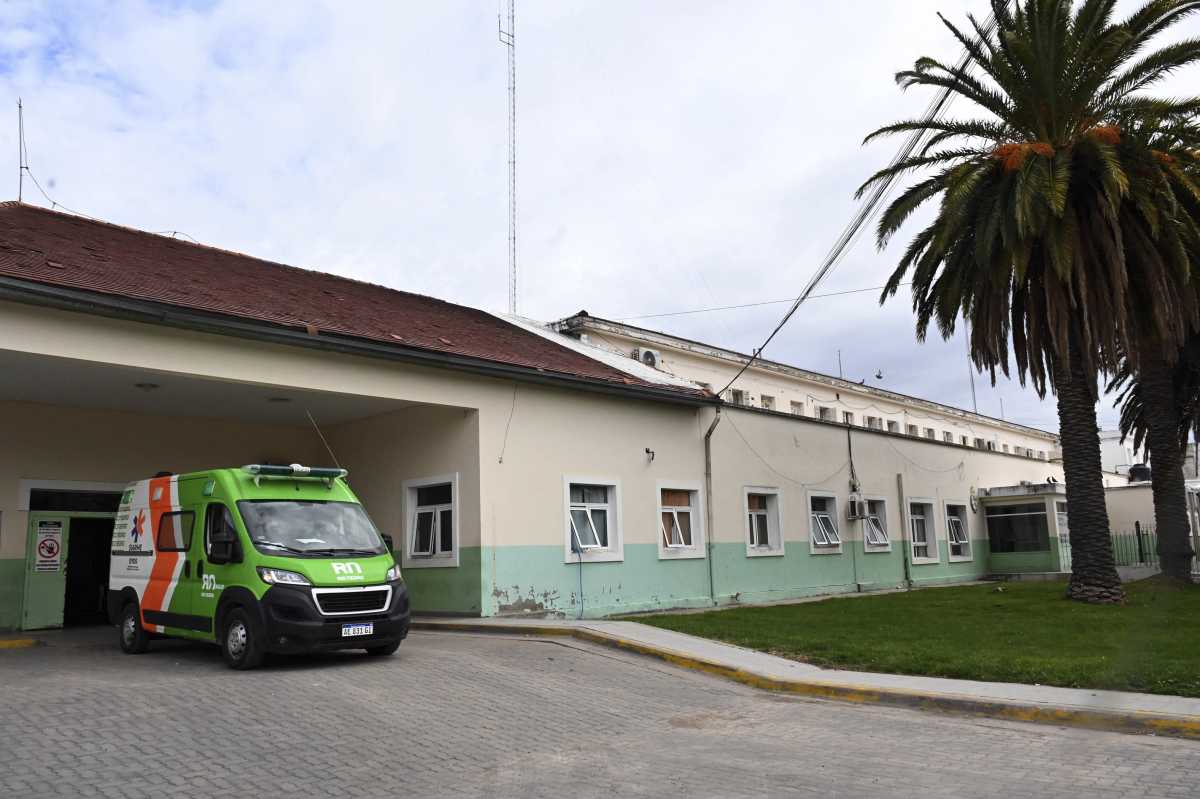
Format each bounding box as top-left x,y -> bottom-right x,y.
2,1 -> 1198,433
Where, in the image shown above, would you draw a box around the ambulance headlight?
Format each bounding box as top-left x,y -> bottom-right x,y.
385,564 -> 403,583
257,567 -> 311,586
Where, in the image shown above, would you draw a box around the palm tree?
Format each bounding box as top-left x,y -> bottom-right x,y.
1108,121 -> 1200,582
1110,332 -> 1200,579
860,0 -> 1200,602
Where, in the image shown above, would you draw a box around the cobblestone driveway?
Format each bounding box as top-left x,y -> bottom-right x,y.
0,628 -> 1195,798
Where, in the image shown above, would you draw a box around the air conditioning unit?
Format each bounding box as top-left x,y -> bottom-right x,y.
633,347 -> 663,369
846,494 -> 867,520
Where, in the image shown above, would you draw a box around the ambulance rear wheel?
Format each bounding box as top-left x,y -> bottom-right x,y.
119,603 -> 150,655
221,608 -> 265,670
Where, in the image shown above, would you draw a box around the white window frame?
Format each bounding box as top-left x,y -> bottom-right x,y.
943,432 -> 954,443
743,486 -> 784,557
944,500 -> 973,561
818,406 -> 835,422
886,420 -> 900,433
906,424 -> 920,436
790,400 -> 805,416
862,495 -> 891,552
842,411 -> 855,426
401,473 -> 460,569
760,395 -> 775,411
563,476 -> 623,563
905,497 -> 940,564
656,479 -> 705,560
806,490 -> 843,554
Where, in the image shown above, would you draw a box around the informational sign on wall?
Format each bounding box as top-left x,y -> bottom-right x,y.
34,521 -> 63,572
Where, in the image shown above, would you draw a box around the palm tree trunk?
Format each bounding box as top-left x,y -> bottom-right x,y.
1136,349 -> 1196,581
1055,342 -> 1124,604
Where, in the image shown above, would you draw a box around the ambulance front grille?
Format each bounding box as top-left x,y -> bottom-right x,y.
314,589 -> 390,615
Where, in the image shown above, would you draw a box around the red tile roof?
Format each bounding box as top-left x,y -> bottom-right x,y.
0,202 -> 705,399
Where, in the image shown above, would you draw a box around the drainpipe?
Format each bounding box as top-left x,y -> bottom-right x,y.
896,472 -> 912,589
704,406 -> 723,606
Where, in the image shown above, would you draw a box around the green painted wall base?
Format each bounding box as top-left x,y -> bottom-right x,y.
0,558 -> 23,630
404,547 -> 483,616
481,539 -> 991,619
988,538 -> 1057,574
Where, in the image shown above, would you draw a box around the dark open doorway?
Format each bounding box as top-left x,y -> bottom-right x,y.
64,517 -> 115,626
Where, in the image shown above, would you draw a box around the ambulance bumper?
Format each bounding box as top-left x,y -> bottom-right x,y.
259,582 -> 411,653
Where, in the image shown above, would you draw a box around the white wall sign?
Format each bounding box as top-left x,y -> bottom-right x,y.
35,521 -> 63,572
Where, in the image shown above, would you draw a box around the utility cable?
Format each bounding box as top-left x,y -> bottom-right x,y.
619,282 -> 911,322
717,16 -> 996,397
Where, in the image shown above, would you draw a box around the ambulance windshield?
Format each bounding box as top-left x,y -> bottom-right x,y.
237,501 -> 387,557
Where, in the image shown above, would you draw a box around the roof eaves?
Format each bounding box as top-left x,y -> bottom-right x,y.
0,276 -> 715,407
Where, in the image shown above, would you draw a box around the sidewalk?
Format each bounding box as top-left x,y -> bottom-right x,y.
412,615 -> 1200,740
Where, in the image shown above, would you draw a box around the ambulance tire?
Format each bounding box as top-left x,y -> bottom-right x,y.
221,607 -> 266,670
365,640 -> 401,657
119,602 -> 151,655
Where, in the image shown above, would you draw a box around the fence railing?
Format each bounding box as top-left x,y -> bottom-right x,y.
1110,528 -> 1158,567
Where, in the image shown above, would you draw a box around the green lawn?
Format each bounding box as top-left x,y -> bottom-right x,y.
635,579 -> 1200,698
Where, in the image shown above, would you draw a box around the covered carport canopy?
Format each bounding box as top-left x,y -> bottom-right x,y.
0,345 -> 477,630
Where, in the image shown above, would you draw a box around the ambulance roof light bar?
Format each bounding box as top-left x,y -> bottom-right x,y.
242,463 -> 348,487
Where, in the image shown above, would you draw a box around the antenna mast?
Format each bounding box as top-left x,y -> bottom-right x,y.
499,1 -> 517,315
17,99 -> 23,203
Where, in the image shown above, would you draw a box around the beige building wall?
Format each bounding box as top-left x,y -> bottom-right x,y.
1105,484 -> 1156,536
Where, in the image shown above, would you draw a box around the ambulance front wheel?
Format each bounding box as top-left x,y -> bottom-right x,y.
221,607 -> 266,670
119,603 -> 151,655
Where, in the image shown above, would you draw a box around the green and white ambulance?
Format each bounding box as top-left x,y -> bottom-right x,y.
107,464 -> 410,669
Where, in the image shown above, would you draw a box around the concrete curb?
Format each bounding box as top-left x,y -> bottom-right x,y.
0,638 -> 40,650
411,620 -> 1200,741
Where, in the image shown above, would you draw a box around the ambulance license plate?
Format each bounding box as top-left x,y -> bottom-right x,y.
341,623 -> 373,637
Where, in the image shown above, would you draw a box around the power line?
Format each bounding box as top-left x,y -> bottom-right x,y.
717,15 -> 995,397
619,282 -> 911,322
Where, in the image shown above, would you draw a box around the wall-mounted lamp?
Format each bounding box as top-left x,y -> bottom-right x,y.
645,447 -> 655,462
134,382 -> 160,392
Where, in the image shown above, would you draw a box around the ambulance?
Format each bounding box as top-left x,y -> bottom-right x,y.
107,464 -> 410,669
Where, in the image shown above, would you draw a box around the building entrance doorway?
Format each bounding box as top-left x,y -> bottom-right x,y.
21,489 -> 122,631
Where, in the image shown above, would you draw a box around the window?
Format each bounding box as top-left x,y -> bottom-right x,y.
985,503 -> 1050,552
974,437 -> 986,449
412,483 -> 453,558
569,485 -> 610,549
730,389 -> 746,406
907,424 -> 920,436
843,411 -> 855,426
1055,501 -> 1069,541
204,503 -> 239,563
1002,444 -> 1010,453
961,435 -> 970,446
156,510 -> 195,552
809,494 -> 841,551
923,428 -> 936,440
986,440 -> 996,451
908,501 -> 938,563
745,488 -> 782,555
403,474 -> 459,568
866,416 -> 882,430
946,503 -> 972,560
565,479 -> 622,562
864,499 -> 889,549
943,431 -> 954,443
818,406 -> 835,422
658,483 -> 704,559
1037,450 -> 1047,460
886,420 -> 900,433
760,395 -> 775,411
790,401 -> 805,416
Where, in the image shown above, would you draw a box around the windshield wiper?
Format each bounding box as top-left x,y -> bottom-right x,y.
305,547 -> 380,556
254,541 -> 309,554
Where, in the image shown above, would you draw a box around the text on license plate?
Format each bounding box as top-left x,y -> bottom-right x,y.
342,623 -> 373,637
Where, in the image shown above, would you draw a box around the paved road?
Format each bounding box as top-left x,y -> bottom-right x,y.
0,628 -> 1194,798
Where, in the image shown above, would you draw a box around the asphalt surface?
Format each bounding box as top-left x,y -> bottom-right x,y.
0,627 -> 1195,798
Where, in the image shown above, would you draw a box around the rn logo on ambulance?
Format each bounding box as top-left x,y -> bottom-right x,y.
332,562 -> 365,582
